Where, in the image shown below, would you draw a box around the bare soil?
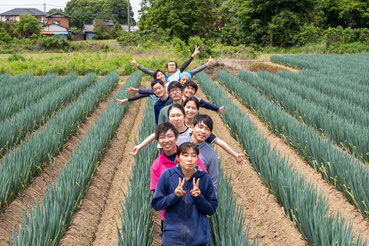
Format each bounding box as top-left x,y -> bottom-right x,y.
0,76 -> 128,245
204,64 -> 369,243
60,98 -> 146,246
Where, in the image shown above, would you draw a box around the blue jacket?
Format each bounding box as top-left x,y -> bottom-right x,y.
152,165 -> 218,246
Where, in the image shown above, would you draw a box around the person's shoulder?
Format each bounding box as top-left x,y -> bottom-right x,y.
151,156 -> 161,169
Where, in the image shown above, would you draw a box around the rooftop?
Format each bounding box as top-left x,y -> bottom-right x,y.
0,8 -> 45,16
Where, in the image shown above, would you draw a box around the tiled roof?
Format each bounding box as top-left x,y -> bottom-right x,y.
0,8 -> 45,16
83,24 -> 94,32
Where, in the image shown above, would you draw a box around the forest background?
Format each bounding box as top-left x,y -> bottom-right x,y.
0,0 -> 368,75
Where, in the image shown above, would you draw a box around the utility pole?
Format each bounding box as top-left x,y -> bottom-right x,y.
43,1 -> 47,25
127,0 -> 131,32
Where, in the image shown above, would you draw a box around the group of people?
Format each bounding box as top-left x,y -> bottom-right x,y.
117,46 -> 245,246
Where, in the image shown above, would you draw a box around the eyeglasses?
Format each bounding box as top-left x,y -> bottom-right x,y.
169,88 -> 182,94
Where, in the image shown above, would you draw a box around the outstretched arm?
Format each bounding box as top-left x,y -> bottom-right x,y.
130,133 -> 155,155
214,138 -> 246,165
131,58 -> 155,77
116,94 -> 149,105
190,57 -> 214,76
179,45 -> 200,72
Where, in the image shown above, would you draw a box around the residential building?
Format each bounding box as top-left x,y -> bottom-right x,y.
0,8 -> 46,24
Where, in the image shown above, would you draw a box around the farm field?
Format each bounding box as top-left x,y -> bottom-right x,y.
0,53 -> 368,246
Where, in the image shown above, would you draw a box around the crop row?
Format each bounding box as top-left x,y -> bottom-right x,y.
237,70 -> 369,162
0,73 -> 37,101
117,99 -> 156,246
276,70 -> 369,110
10,71 -> 142,246
215,70 -> 369,219
0,73 -> 96,156
257,71 -> 369,127
0,72 -> 119,212
0,73 -> 78,121
196,72 -> 365,245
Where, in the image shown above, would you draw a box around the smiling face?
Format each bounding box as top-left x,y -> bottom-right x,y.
183,86 -> 196,98
169,87 -> 183,102
156,71 -> 166,82
191,121 -> 211,144
168,107 -> 185,129
166,62 -> 177,73
184,101 -> 198,120
152,83 -> 166,98
178,147 -> 198,172
157,129 -> 178,154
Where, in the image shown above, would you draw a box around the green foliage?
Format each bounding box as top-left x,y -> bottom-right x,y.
196,71 -> 365,245
294,24 -> 322,46
102,0 -> 136,25
14,14 -> 42,38
7,53 -> 25,62
35,35 -> 71,50
117,98 -> 156,246
65,0 -> 103,29
9,72 -> 140,245
116,30 -> 138,46
138,0 -> 220,41
47,8 -> 64,14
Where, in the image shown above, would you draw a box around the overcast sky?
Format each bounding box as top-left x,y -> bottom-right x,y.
0,0 -> 143,22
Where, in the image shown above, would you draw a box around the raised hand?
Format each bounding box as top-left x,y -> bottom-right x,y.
218,106 -> 226,115
206,56 -> 214,67
116,98 -> 128,105
131,58 -> 139,67
190,178 -> 201,197
175,178 -> 186,197
126,87 -> 139,94
192,45 -> 200,58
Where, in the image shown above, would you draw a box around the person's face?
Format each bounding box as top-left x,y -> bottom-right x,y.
152,83 -> 166,98
183,86 -> 196,98
179,76 -> 190,85
184,101 -> 198,120
167,62 -> 177,73
178,147 -> 198,171
157,129 -> 177,153
168,108 -> 185,129
156,72 -> 166,82
169,87 -> 182,101
191,121 -> 211,143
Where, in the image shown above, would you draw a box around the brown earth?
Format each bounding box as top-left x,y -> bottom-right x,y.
203,65 -> 369,243
196,88 -> 307,246
60,98 -> 146,246
0,76 -> 128,245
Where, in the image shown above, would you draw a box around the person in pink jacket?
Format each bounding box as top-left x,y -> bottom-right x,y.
150,122 -> 207,233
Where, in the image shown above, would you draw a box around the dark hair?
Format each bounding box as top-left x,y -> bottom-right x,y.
183,97 -> 200,110
183,81 -> 198,93
193,114 -> 213,132
167,81 -> 182,93
168,104 -> 185,118
153,69 -> 166,79
177,142 -> 199,156
151,79 -> 165,88
166,60 -> 178,69
155,122 -> 179,141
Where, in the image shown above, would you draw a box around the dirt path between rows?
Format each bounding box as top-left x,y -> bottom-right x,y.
203,70 -> 369,243
59,96 -> 146,246
195,88 -> 307,246
0,76 -> 128,246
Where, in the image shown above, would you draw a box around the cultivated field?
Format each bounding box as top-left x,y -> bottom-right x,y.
0,53 -> 368,245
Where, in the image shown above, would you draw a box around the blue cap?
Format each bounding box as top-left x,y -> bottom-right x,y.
180,72 -> 192,80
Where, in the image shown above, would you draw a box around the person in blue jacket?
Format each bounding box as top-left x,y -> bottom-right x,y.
151,142 -> 218,246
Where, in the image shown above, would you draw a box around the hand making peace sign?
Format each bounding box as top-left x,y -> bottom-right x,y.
190,178 -> 201,197
175,177 -> 186,197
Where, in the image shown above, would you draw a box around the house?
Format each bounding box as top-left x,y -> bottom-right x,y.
41,12 -> 70,39
0,8 -> 46,24
82,20 -> 139,40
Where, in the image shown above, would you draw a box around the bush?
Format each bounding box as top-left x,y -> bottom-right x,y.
116,30 -> 138,46
294,24 -> 321,46
7,53 -> 26,62
35,36 -> 70,50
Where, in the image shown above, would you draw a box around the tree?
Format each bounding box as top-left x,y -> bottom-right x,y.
138,0 -> 220,41
65,0 -> 103,29
102,0 -> 136,25
47,8 -> 64,15
14,14 -> 42,38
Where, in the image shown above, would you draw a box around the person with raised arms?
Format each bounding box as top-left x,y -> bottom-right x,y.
131,103 -> 246,165
151,142 -> 218,246
150,123 -> 207,233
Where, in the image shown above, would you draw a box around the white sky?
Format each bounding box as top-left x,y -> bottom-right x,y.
0,0 -> 143,22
